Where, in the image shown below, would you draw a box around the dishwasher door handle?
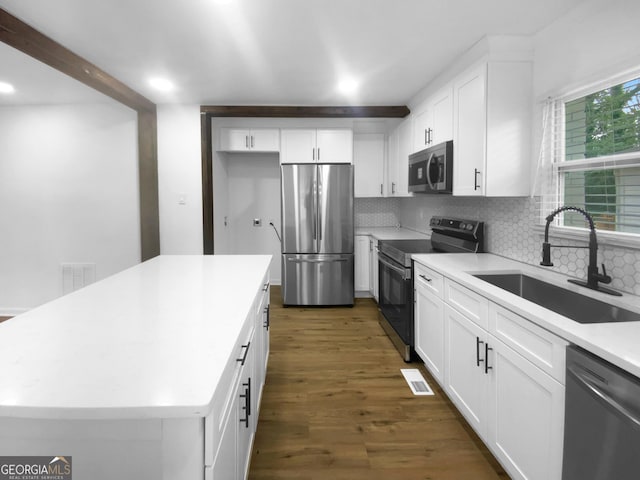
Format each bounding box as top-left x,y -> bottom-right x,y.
568,364 -> 640,429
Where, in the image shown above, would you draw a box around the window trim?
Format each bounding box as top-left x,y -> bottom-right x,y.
539,66 -> 640,247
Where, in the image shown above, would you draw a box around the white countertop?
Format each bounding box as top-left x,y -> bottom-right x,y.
355,226 -> 429,240
0,255 -> 271,420
412,253 -> 640,378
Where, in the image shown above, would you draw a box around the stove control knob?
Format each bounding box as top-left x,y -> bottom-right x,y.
459,222 -> 466,230
467,224 -> 475,230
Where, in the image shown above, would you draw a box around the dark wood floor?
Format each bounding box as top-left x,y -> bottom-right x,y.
0,316 -> 11,323
249,287 -> 508,480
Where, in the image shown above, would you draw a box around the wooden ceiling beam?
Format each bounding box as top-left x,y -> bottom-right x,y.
0,8 -> 155,113
200,105 -> 410,118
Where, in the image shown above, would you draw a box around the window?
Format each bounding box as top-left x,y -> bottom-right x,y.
540,73 -> 640,235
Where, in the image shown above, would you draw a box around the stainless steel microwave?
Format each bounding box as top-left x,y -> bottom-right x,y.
408,140 -> 453,194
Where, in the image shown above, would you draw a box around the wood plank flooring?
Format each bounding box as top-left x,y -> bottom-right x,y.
249,287 -> 508,480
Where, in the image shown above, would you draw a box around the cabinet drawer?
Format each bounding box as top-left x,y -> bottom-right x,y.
489,303 -> 567,383
414,262 -> 443,297
444,279 -> 489,329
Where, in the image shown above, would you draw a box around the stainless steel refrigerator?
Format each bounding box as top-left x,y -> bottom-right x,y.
281,163 -> 354,306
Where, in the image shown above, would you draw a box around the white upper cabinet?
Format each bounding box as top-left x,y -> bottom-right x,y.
412,85 -> 453,153
354,133 -> 385,197
218,128 -> 280,152
387,117 -> 412,197
452,60 -> 532,196
280,129 -> 353,164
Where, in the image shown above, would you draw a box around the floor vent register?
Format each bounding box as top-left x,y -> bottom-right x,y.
401,368 -> 434,396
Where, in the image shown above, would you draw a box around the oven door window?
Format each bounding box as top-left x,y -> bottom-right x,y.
378,255 -> 413,344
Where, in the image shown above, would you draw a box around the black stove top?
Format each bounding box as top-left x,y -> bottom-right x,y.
377,216 -> 484,267
380,239 -> 435,254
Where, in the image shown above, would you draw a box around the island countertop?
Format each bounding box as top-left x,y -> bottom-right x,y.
0,255 -> 272,420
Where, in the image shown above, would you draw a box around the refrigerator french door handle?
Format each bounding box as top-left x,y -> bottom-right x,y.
317,169 -> 323,241
312,171 -> 318,241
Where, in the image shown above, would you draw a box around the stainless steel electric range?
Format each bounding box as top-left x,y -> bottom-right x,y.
377,216 -> 484,361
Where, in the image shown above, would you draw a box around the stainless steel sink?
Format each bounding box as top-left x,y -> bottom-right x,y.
473,273 -> 640,324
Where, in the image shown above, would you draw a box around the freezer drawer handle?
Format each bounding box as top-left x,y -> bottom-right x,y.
287,258 -> 349,264
568,364 -> 640,428
237,342 -> 251,365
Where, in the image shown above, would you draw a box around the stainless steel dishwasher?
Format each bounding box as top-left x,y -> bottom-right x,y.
563,345 -> 640,480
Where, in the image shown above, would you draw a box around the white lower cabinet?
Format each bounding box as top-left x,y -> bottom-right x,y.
414,263 -> 445,383
414,259 -> 566,480
355,235 -> 371,292
489,334 -> 564,480
444,304 -> 488,433
206,282 -> 270,480
369,237 -> 379,301
441,280 -> 565,480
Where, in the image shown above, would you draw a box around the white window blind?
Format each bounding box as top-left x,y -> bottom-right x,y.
535,74 -> 640,234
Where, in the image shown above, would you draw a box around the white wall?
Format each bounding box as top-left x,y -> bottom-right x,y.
157,105 -> 203,254
533,0 -> 640,99
0,103 -> 140,313
225,154 -> 282,283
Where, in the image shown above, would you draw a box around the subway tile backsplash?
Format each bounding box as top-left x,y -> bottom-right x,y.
355,196 -> 640,296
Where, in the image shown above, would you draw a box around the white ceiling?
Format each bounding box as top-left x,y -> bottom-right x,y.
0,0 -> 588,106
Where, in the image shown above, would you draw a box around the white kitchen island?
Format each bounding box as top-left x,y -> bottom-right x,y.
0,255 -> 271,480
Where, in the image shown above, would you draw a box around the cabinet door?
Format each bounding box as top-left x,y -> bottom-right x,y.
219,128 -> 251,151
354,235 -> 371,292
431,86 -> 453,145
255,281 -> 270,408
280,129 -> 316,163
415,286 -> 445,383
237,331 -> 255,480
444,304 -> 489,437
250,129 -> 280,152
316,129 -> 353,164
387,118 -> 412,196
453,63 -> 487,196
212,380 -> 239,480
488,338 -> 564,480
354,134 -> 385,197
369,238 -> 379,301
412,107 -> 432,152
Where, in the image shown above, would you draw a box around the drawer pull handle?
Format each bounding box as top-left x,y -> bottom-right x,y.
419,274 -> 432,282
476,337 -> 484,367
239,377 -> 251,428
237,342 -> 251,365
485,343 -> 493,374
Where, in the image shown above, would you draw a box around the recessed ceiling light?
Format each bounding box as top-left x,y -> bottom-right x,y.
338,77 -> 359,95
0,81 -> 15,94
148,77 -> 175,92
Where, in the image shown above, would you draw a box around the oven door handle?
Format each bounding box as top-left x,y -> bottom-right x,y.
379,254 -> 409,280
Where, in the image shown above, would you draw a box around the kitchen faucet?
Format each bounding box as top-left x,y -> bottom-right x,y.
541,206 -> 621,296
